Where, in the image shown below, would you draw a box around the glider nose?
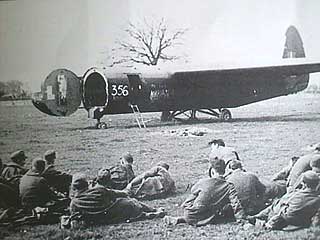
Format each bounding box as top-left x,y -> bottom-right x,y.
32,95 -> 59,116
32,69 -> 82,117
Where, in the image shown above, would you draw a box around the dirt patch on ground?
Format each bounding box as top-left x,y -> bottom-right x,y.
1,93 -> 320,239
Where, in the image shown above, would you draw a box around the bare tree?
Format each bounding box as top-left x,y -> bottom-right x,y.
108,18 -> 187,67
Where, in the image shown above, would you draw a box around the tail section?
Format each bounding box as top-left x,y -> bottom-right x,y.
283,25 -> 305,58
282,25 -> 309,93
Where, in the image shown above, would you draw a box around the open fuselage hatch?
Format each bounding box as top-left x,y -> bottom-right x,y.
82,68 -> 109,111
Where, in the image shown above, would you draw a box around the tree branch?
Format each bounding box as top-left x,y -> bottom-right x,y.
108,18 -> 187,66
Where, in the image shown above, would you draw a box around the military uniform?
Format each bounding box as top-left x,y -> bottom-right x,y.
251,171 -> 320,230
70,185 -> 158,224
42,165 -> 72,194
2,162 -> 27,180
19,169 -> 57,208
127,165 -> 175,199
181,176 -> 245,226
0,177 -> 19,208
1,150 -> 28,188
287,153 -> 320,192
254,188 -> 320,229
209,146 -> 238,163
264,159 -> 297,201
109,163 -> 135,190
226,169 -> 266,215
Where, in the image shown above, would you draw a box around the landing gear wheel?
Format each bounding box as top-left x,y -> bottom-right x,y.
219,109 -> 232,121
96,122 -> 108,129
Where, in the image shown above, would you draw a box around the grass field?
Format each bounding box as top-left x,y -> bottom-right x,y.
1,93 -> 320,239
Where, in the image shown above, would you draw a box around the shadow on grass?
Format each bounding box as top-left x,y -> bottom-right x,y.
66,112 -> 320,131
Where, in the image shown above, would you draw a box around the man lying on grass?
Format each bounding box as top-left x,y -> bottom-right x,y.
68,169 -> 165,227
125,162 -> 175,200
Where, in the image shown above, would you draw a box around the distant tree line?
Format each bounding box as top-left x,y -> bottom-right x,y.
0,80 -> 30,100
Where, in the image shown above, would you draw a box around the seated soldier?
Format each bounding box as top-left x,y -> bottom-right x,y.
208,139 -> 226,147
263,156 -> 299,202
292,156 -> 320,192
69,169 -> 165,226
287,150 -> 320,193
0,158 -> 20,217
108,153 -> 135,190
125,162 -> 175,199
226,160 -> 266,215
1,150 -> 28,188
164,158 -> 246,227
0,177 -> 19,209
19,158 -> 60,209
208,140 -> 240,178
273,156 -> 299,182
311,157 -> 320,191
42,150 -> 72,195
248,171 -> 320,230
208,139 -> 240,163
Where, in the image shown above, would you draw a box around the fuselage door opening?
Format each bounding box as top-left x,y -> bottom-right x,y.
127,74 -> 150,105
82,68 -> 109,111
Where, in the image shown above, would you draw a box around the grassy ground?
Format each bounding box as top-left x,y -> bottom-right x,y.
1,93 -> 320,239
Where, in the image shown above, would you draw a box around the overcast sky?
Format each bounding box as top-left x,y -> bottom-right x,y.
1,0 -> 320,91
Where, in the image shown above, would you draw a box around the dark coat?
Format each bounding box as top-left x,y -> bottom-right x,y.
226,169 -> 266,214
109,164 -> 135,190
1,162 -> 27,187
19,170 -> 57,208
0,177 -> 19,208
287,153 -> 320,191
128,166 -> 175,199
70,186 -> 153,224
182,176 -> 245,226
257,188 -> 320,229
42,165 -> 72,194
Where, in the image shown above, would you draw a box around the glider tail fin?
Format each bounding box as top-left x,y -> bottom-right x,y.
282,25 -> 306,59
282,25 -> 309,93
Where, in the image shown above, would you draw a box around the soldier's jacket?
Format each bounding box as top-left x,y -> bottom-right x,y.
128,166 -> 175,199
0,176 -> 19,208
109,164 -> 135,190
226,169 -> 266,215
19,170 -> 57,208
70,186 -> 152,224
283,189 -> 320,226
258,188 -> 320,229
273,165 -> 292,181
42,165 -> 72,194
287,153 -> 320,192
182,176 -> 245,226
1,162 -> 27,181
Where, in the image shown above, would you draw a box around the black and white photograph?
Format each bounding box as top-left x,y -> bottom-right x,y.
1,0 -> 320,239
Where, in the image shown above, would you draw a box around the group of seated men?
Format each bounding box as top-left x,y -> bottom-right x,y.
163,139 -> 320,230
0,150 -> 175,226
1,140 -> 320,231
0,150 -> 72,222
0,150 -> 72,209
66,154 -> 176,226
